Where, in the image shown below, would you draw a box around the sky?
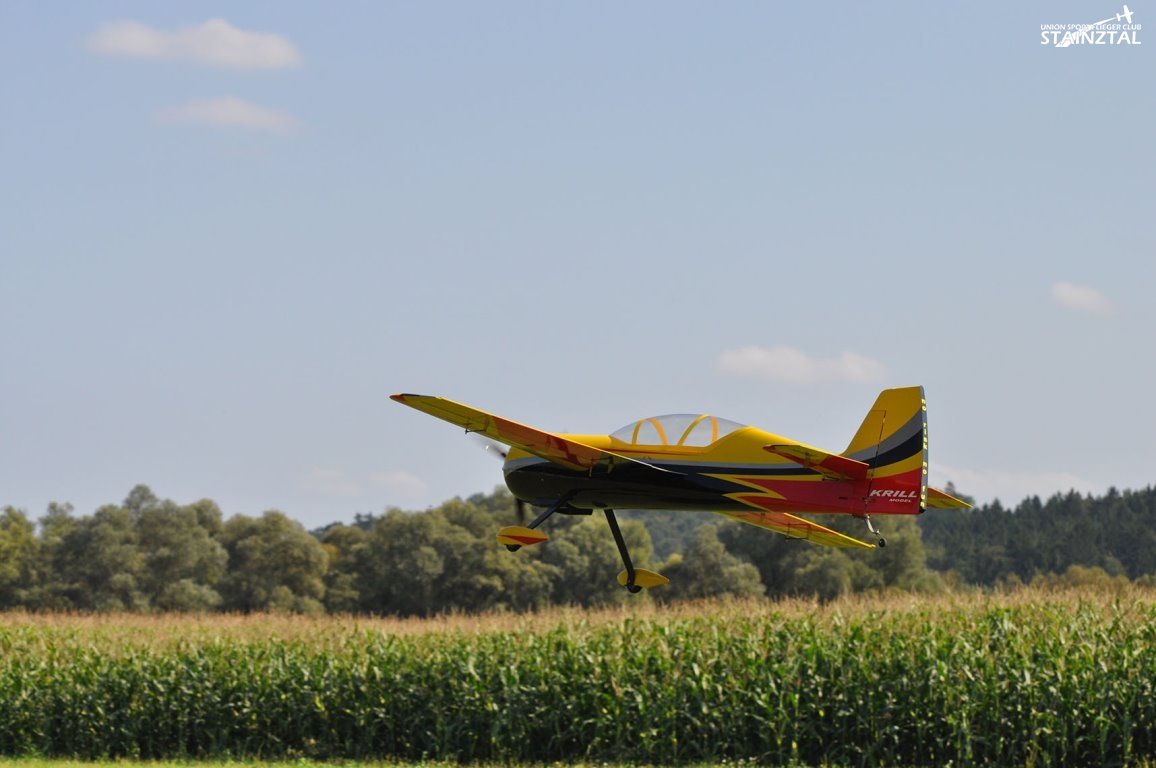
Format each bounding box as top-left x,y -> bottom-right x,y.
2,2 -> 1153,530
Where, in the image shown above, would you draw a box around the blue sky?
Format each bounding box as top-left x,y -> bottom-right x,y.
2,2 -> 1152,529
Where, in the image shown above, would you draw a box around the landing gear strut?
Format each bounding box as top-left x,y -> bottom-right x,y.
862,514 -> 886,547
604,509 -> 641,593
499,501 -> 669,591
604,509 -> 669,592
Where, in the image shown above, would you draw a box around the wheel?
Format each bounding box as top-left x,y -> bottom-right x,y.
878,537 -> 887,548
626,584 -> 642,594
505,544 -> 522,552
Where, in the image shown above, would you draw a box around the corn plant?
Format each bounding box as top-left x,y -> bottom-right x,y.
0,588 -> 1153,766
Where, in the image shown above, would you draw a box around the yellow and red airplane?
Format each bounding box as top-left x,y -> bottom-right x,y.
391,387 -> 969,592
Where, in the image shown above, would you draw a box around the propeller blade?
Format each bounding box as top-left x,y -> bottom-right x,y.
517,499 -> 528,525
470,434 -> 509,460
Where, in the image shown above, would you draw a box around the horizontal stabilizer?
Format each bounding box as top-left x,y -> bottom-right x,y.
764,443 -> 870,481
926,486 -> 971,510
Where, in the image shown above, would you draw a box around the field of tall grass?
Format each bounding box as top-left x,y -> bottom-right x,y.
1,587 -> 1154,766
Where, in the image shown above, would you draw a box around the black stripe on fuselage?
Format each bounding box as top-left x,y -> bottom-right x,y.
502,458 -> 811,511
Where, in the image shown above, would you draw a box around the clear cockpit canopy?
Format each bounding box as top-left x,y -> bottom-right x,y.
609,413 -> 746,447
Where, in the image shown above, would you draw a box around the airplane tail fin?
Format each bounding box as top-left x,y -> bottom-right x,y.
843,387 -> 928,514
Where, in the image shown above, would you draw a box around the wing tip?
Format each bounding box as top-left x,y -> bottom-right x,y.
391,392 -> 430,403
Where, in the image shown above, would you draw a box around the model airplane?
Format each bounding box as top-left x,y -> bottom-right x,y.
391,386 -> 969,592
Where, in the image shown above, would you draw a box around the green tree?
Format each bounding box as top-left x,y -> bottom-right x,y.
356,508 -> 451,616
657,524 -> 764,602
538,526 -> 599,607
53,504 -> 147,611
219,511 -> 328,613
620,509 -> 721,560
39,501 -> 77,544
355,499 -> 556,616
915,489 -> 1156,585
1032,563 -> 1130,592
432,499 -> 554,612
123,484 -> 159,515
475,545 -> 557,612
716,513 -> 940,599
137,498 -> 228,611
848,516 -> 942,592
0,507 -> 39,608
26,502 -> 77,609
465,487 -> 524,521
320,523 -> 367,613
540,514 -> 653,608
783,549 -> 854,601
716,520 -> 802,598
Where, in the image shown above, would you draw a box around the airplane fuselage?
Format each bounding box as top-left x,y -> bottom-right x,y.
501,426 -> 925,518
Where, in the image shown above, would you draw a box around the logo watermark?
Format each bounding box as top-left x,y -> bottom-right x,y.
1041,4 -> 1142,46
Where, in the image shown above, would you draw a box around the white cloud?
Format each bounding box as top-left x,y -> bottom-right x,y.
88,19 -> 302,70
930,463 -> 1103,506
371,470 -> 428,499
299,469 -> 361,497
154,97 -> 297,134
717,345 -> 887,384
1050,281 -> 1112,313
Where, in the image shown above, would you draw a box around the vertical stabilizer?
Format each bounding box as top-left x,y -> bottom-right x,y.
843,387 -> 928,514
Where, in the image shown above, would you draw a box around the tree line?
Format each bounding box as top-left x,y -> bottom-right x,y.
919,485 -> 1156,587
2,483 -> 1153,615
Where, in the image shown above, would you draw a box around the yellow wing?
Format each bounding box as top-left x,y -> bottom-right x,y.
391,393 -> 674,474
717,509 -> 875,549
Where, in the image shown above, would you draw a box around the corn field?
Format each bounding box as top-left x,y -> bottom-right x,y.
1,588 -> 1154,766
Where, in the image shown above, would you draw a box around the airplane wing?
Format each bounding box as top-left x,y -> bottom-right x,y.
926,485 -> 971,509
391,393 -> 676,474
764,443 -> 870,481
717,509 -> 875,549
